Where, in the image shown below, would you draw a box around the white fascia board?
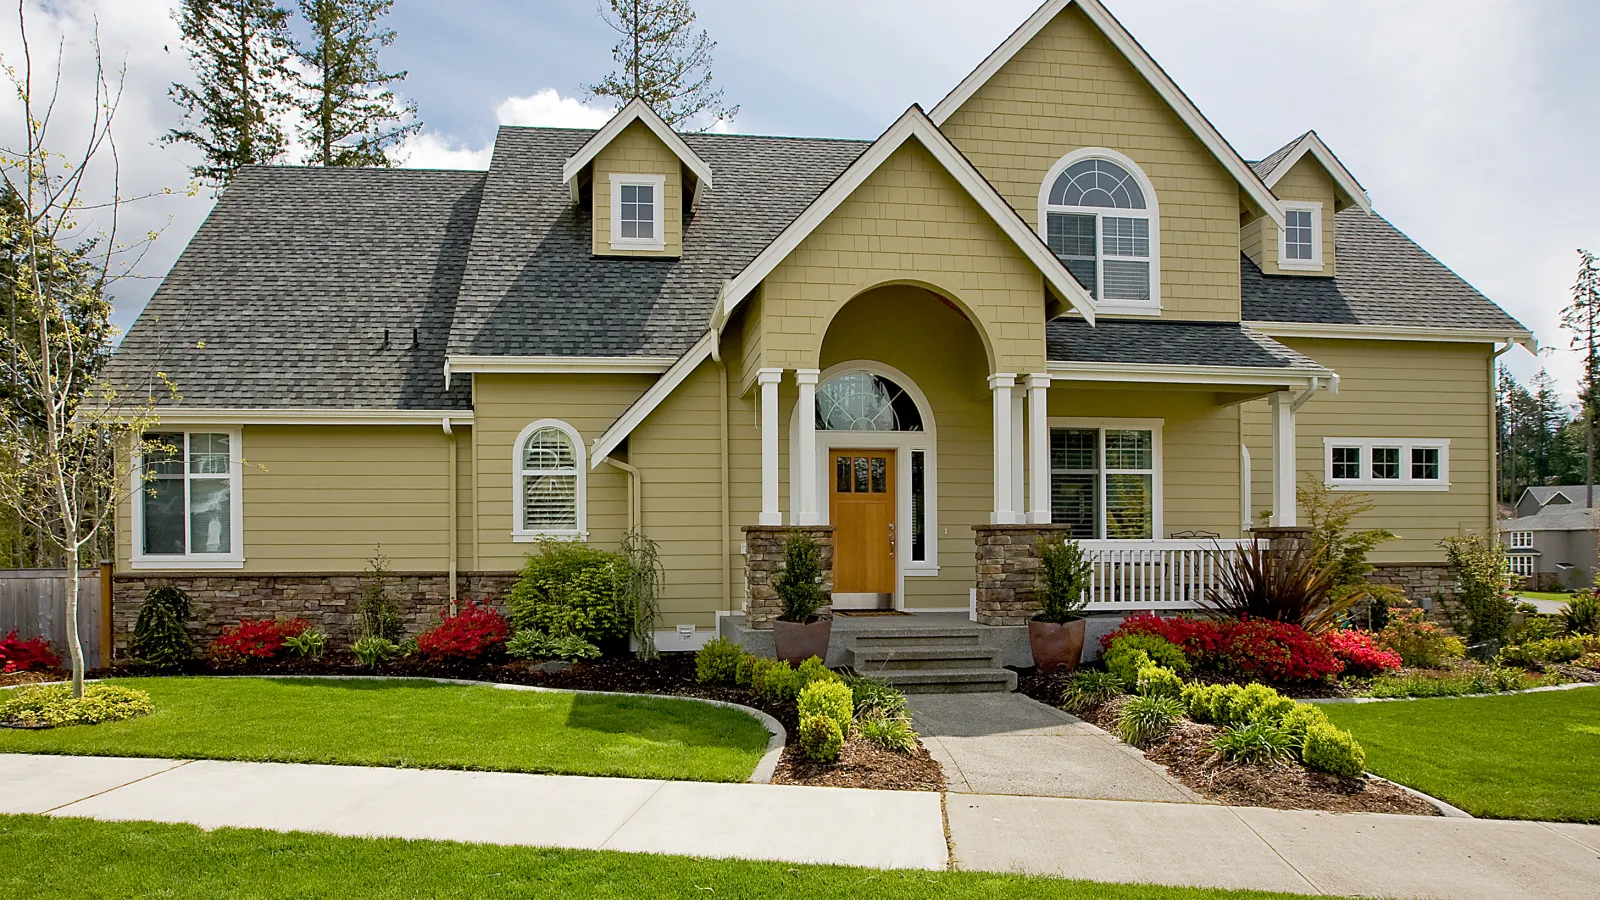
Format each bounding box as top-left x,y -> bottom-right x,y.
715,106 -> 1096,328
561,98 -> 714,202
1045,361 -> 1334,389
445,355 -> 677,375
1258,131 -> 1372,214
137,408 -> 475,426
1246,320 -> 1538,352
928,0 -> 1286,229
590,330 -> 717,468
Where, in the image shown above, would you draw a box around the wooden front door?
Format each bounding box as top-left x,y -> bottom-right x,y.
830,449 -> 895,609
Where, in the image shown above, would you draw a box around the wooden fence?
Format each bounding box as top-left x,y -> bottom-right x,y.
0,567 -> 108,669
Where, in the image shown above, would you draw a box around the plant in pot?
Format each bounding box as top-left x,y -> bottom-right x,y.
1030,537 -> 1093,672
773,534 -> 831,665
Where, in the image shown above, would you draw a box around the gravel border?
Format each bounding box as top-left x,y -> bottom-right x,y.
1307,680 -> 1600,705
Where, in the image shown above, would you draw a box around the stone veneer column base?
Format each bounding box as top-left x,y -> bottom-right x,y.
973,524 -> 1080,626
741,525 -> 834,630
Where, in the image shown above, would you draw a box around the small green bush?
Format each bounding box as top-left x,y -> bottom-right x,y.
1208,721 -> 1297,767
796,656 -> 839,689
1564,592 -> 1600,636
1104,633 -> 1190,678
1498,635 -> 1600,667
1135,663 -> 1183,699
0,684 -> 153,728
1036,538 -> 1092,623
1061,670 -> 1125,712
858,710 -> 918,754
1377,608 -> 1465,668
129,586 -> 195,669
797,679 -> 853,736
505,629 -> 601,661
506,542 -> 632,644
774,534 -> 827,624
1231,683 -> 1295,726
1278,702 -> 1331,744
1301,722 -> 1366,778
842,675 -> 908,717
352,636 -> 399,668
799,714 -> 844,762
694,638 -> 745,684
1104,647 -> 1151,687
734,652 -> 759,688
1117,694 -> 1185,747
282,628 -> 327,660
752,659 -> 801,702
357,551 -> 406,643
1181,683 -> 1242,724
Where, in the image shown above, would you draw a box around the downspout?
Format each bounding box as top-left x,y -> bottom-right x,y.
1492,343 -> 1515,533
709,328 -> 731,614
444,416 -> 458,615
605,458 -> 642,533
1291,373 -> 1336,412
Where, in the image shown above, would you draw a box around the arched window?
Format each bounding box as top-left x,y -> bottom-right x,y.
513,420 -> 585,539
815,370 -> 923,432
1040,150 -> 1159,310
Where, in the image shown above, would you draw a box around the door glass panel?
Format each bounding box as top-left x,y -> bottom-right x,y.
854,457 -> 869,493
835,456 -> 851,493
870,457 -> 886,493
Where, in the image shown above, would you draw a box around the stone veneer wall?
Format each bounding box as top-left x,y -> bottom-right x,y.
111,572 -> 519,654
973,523 -> 1079,626
741,525 -> 834,629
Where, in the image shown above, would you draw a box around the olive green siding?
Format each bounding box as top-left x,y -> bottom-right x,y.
1243,156 -> 1338,277
937,3 -> 1243,322
590,120 -> 683,258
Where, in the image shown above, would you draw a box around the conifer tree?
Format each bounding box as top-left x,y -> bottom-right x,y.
1563,249 -> 1600,506
294,0 -> 421,167
164,0 -> 296,190
585,0 -> 737,130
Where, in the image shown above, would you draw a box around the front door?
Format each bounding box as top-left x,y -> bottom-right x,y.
830,449 -> 895,609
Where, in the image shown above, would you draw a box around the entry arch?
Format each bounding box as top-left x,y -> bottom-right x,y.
806,274 -> 1002,376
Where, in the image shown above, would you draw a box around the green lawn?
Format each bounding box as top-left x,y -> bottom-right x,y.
0,814 -> 1330,900
1322,686 -> 1600,822
0,677 -> 768,783
1515,591 -> 1574,603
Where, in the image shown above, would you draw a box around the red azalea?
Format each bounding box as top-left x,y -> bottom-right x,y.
1324,628 -> 1403,676
1100,614 -> 1344,683
416,600 -> 509,661
0,630 -> 61,672
207,618 -> 311,665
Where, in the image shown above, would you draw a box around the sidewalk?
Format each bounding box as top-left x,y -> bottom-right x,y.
7,752 -> 1600,898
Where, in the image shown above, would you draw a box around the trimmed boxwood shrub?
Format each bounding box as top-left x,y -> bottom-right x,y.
799,713 -> 844,762
1302,721 -> 1366,778
1135,663 -> 1183,699
1104,633 -> 1190,677
694,638 -> 745,684
797,679 -> 853,736
506,542 -> 632,645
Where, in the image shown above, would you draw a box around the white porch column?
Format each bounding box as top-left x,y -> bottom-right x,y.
1011,391 -> 1025,516
989,373 -> 1017,524
758,368 -> 784,526
1269,390 -> 1297,527
794,368 -> 820,525
1026,373 -> 1051,524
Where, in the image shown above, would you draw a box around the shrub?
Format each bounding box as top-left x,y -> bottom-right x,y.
1117,694 -> 1185,747
0,630 -> 60,673
1213,618 -> 1343,683
842,674 -> 908,717
796,656 -> 839,689
352,636 -> 399,668
1135,663 -> 1183,699
1376,608 -> 1465,668
1324,629 -> 1402,676
1205,537 -> 1351,633
415,600 -> 510,661
1230,682 -> 1297,726
1278,702 -> 1331,745
695,638 -> 745,684
1512,614 -> 1560,644
1209,721 -> 1297,767
774,534 -> 826,624
1301,480 -> 1401,620
357,550 -> 405,643
129,586 -> 194,669
1036,538 -> 1091,623
505,629 -> 601,662
1181,682 -> 1238,724
1105,633 -> 1189,678
1363,666 -> 1539,699
797,679 -> 854,736
799,714 -> 844,763
734,652 -> 759,688
1565,592 -> 1600,636
1104,647 -> 1150,687
282,628 -> 327,660
857,710 -> 918,754
208,618 -> 309,665
1439,534 -> 1517,646
1,683 -> 153,728
616,529 -> 666,660
506,542 -> 631,645
1498,635 -> 1600,667
1101,613 -> 1226,664
1060,670 -> 1124,712
1301,722 -> 1366,778
752,659 -> 800,702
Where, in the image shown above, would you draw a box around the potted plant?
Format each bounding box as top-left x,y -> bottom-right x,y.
773,534 -> 831,665
1029,537 -> 1093,672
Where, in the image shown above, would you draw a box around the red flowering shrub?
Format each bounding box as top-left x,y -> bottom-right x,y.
208,618 -> 310,665
1323,629 -> 1403,676
0,630 -> 60,672
416,601 -> 509,661
1100,614 -> 1226,662
1100,614 -> 1343,683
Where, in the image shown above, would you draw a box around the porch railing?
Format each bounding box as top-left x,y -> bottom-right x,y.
1078,539 -> 1249,611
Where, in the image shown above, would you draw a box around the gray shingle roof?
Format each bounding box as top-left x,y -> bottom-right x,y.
445,127 -> 869,359
1519,485 -> 1594,510
108,166 -> 484,410
1045,319 -> 1326,370
1241,208 -> 1527,332
1499,506 -> 1597,533
1250,133 -> 1307,180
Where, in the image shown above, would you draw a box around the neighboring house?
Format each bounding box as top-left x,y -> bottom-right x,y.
1513,485 -> 1597,519
107,0 -> 1532,654
1501,507 -> 1598,592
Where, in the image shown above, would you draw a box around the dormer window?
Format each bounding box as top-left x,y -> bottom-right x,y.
1038,149 -> 1160,315
1279,201 -> 1323,270
609,174 -> 666,251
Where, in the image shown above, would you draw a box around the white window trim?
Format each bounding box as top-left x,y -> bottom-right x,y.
1508,554 -> 1535,578
1278,200 -> 1324,271
1322,437 -> 1450,491
1047,417 -> 1164,540
608,173 -> 666,251
129,428 -> 245,570
512,419 -> 588,542
1037,147 -> 1161,316
1508,531 -> 1534,549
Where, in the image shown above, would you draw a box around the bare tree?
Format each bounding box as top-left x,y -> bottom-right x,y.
585,0 -> 737,130
0,4 -> 174,696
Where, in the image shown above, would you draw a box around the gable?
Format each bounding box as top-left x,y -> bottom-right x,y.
589,120 -> 685,257
1243,155 -> 1338,277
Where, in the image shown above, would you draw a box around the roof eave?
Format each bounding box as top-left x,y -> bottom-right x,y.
560,98 -> 714,202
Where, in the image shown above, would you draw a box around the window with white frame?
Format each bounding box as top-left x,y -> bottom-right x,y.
1279,202 -> 1323,269
1050,424 -> 1159,540
1040,152 -> 1159,311
1324,438 -> 1449,490
1508,531 -> 1534,549
609,173 -> 665,250
514,421 -> 585,539
1508,553 -> 1535,578
135,431 -> 242,565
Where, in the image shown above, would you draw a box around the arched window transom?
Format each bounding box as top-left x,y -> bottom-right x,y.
516,421 -> 584,537
815,370 -> 923,432
1041,152 -> 1158,309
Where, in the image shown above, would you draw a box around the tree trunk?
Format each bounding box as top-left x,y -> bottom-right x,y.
65,543 -> 84,697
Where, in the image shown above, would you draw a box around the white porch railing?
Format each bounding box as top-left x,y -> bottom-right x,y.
1079,539 -> 1250,611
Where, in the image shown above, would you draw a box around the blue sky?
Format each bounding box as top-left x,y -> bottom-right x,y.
6,0 -> 1598,396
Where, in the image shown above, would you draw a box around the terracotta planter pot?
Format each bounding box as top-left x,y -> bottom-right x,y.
1028,617 -> 1086,673
774,617 -> 832,666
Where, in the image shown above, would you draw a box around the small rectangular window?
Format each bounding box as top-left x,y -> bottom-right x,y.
1372,447 -> 1401,480
1325,439 -> 1448,489
1284,208 -> 1315,260
1411,447 -> 1440,481
1509,531 -> 1534,549
910,450 -> 926,563
619,183 -> 654,239
1509,554 -> 1534,578
1330,446 -> 1361,480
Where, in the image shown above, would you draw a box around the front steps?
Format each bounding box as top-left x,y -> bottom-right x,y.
844,625 -> 1017,693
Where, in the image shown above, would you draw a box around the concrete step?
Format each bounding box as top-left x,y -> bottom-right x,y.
849,646 -> 1002,672
874,667 -> 1018,694
848,627 -> 984,650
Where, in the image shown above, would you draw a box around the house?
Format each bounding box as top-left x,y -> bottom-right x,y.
1513,485 -> 1597,519
107,0 -> 1532,667
1501,506 -> 1597,592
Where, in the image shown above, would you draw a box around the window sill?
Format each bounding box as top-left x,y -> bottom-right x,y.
1277,261 -> 1325,272
608,240 -> 666,252
1326,481 -> 1450,492
512,531 -> 587,543
1093,302 -> 1161,317
130,556 -> 245,570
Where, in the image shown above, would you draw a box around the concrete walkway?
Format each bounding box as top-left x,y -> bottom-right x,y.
909,691 -> 1203,803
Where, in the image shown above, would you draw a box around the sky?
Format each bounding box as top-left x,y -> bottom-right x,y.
3,0 -> 1597,399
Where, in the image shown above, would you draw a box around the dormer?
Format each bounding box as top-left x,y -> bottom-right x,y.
1242,131 -> 1370,278
561,98 -> 713,259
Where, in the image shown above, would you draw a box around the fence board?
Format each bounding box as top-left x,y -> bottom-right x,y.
0,569 -> 102,669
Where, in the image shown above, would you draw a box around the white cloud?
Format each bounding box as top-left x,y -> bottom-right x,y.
495,89 -> 614,128
396,131 -> 491,170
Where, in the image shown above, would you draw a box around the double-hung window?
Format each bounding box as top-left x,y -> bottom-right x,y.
609,173 -> 666,251
1508,553 -> 1535,578
1508,531 -> 1534,550
1278,202 -> 1323,270
514,420 -> 586,540
1049,423 -> 1159,540
134,431 -> 243,568
1041,153 -> 1159,313
1324,438 -> 1448,490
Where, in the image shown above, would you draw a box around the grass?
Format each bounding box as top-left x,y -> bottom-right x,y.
1516,591 -> 1574,603
0,814 -> 1331,900
0,677 -> 768,783
1322,686 -> 1600,822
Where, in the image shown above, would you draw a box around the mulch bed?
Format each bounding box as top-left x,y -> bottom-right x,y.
772,737 -> 944,791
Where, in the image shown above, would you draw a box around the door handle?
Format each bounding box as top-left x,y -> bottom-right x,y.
888,522 -> 895,559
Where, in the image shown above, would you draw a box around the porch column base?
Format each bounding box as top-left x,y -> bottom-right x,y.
973,523 -> 1079,626
741,525 -> 834,629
